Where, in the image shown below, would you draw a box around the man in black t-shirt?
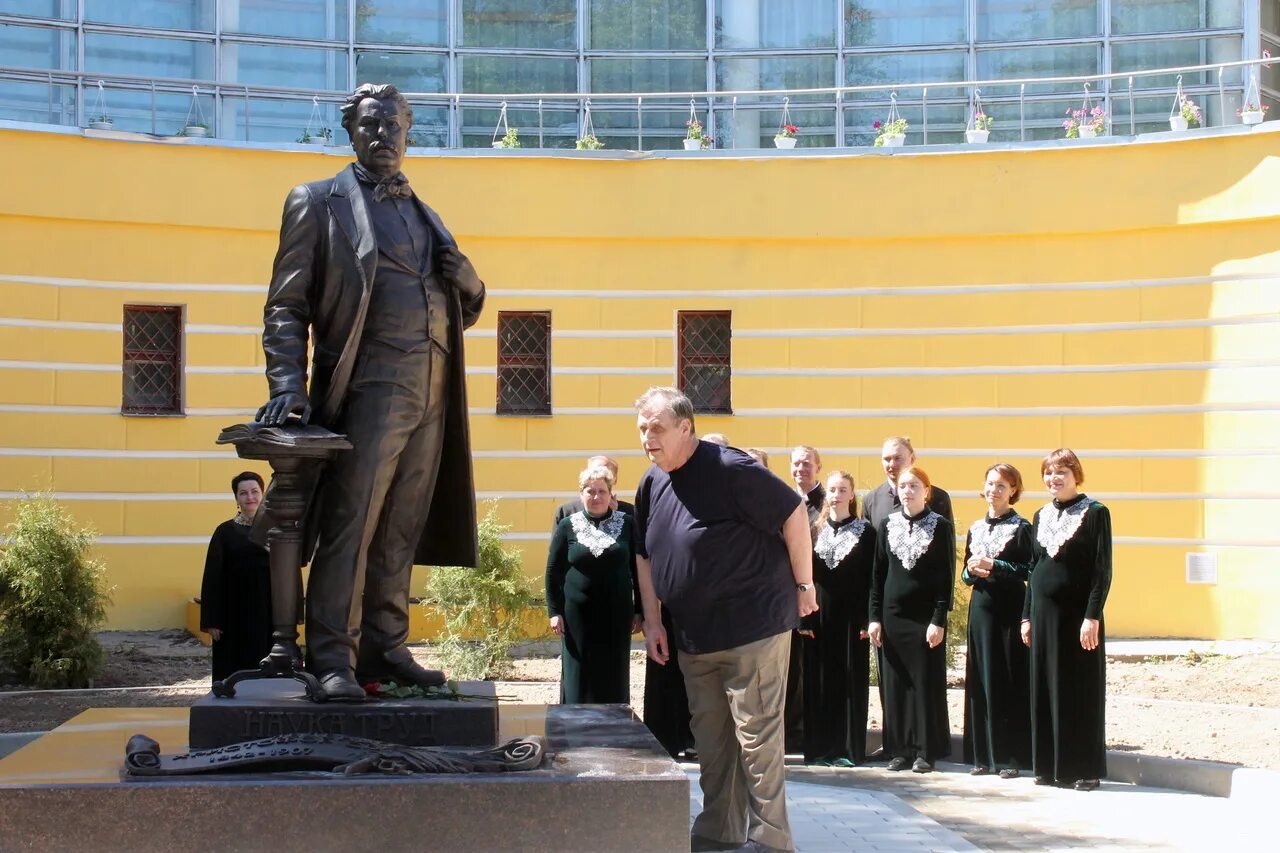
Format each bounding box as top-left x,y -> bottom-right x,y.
633,387 -> 817,853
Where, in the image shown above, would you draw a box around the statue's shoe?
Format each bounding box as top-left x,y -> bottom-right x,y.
317,668 -> 367,701
357,647 -> 447,689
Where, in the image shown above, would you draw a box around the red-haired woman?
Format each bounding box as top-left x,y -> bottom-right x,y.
962,463 -> 1034,778
1022,449 -> 1112,791
868,466 -> 955,773
801,470 -> 877,767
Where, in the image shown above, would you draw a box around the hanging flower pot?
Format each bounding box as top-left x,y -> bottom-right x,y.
1239,74 -> 1266,125
491,102 -> 521,149
773,100 -> 799,150
965,94 -> 993,145
873,93 -> 908,148
684,101 -> 713,150
1167,79 -> 1200,133
575,101 -> 606,150
86,81 -> 112,130
180,85 -> 213,139
1064,84 -> 1105,139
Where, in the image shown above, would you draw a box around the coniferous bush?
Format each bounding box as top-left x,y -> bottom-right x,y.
423,502 -> 538,680
947,543 -> 971,671
0,494 -> 111,688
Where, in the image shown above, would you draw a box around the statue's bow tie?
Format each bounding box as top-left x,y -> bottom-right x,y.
372,175 -> 413,202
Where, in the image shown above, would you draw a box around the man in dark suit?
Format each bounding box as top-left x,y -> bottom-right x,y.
785,444 -> 825,753
256,83 -> 486,700
552,455 -> 635,524
861,437 -> 954,529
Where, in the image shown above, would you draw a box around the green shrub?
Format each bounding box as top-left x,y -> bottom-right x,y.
944,542 -> 971,670
423,502 -> 538,680
0,494 -> 111,687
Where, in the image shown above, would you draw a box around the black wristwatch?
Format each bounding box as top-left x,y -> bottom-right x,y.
796,583 -> 814,592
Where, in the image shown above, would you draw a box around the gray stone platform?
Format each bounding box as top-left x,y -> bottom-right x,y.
0,704 -> 687,852
188,678 -> 499,748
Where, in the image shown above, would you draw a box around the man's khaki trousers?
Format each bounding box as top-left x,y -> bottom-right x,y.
682,630 -> 793,852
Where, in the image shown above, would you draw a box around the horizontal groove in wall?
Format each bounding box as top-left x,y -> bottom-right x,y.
2,447 -> 1277,460
3,271 -> 1276,299
6,358 -> 1280,379
6,533 -> 1266,549
3,490 -> 1276,503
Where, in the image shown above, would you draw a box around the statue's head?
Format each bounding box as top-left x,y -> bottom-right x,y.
341,83 -> 414,177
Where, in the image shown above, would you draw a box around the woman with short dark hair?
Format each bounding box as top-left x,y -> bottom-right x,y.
545,464 -> 640,703
1022,449 -> 1112,791
200,471 -> 273,683
962,463 -> 1034,778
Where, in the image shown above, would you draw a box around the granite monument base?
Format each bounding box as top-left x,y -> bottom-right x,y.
188,679 -> 498,748
0,704 -> 688,852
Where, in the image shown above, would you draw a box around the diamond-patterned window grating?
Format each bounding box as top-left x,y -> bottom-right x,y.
678,311 -> 731,415
122,305 -> 183,415
497,311 -> 551,415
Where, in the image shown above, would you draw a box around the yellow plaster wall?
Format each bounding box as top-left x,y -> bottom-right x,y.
0,126 -> 1278,638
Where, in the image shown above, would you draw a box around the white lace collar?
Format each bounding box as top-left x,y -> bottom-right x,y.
886,510 -> 940,571
815,518 -> 867,571
968,512 -> 1023,560
1036,498 -> 1090,558
569,510 -> 625,558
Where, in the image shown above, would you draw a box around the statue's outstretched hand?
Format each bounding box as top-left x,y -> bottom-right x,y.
256,392 -> 311,426
439,246 -> 483,299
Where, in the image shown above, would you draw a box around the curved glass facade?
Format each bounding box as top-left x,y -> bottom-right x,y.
0,0 -> 1268,147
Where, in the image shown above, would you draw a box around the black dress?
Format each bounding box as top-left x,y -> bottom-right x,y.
961,510 -> 1034,772
802,515 -> 875,764
871,508 -> 955,763
1026,494 -> 1112,784
644,605 -> 694,758
545,509 -> 639,704
862,480 -> 954,758
200,518 -> 273,683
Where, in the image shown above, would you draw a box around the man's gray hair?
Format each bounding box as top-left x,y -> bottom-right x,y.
634,386 -> 696,430
578,464 -> 616,492
340,83 -> 414,137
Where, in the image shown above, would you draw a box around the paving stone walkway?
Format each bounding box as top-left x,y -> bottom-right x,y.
688,769 -> 977,852
686,760 -> 1271,851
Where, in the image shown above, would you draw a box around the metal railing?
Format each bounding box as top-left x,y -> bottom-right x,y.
0,55 -> 1271,148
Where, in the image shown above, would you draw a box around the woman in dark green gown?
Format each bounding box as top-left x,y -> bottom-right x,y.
545,465 -> 640,704
1023,449 -> 1112,791
962,463 -> 1034,778
868,467 -> 955,773
802,471 -> 876,767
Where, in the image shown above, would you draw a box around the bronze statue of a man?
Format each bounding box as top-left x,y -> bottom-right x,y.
256,83 -> 486,700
